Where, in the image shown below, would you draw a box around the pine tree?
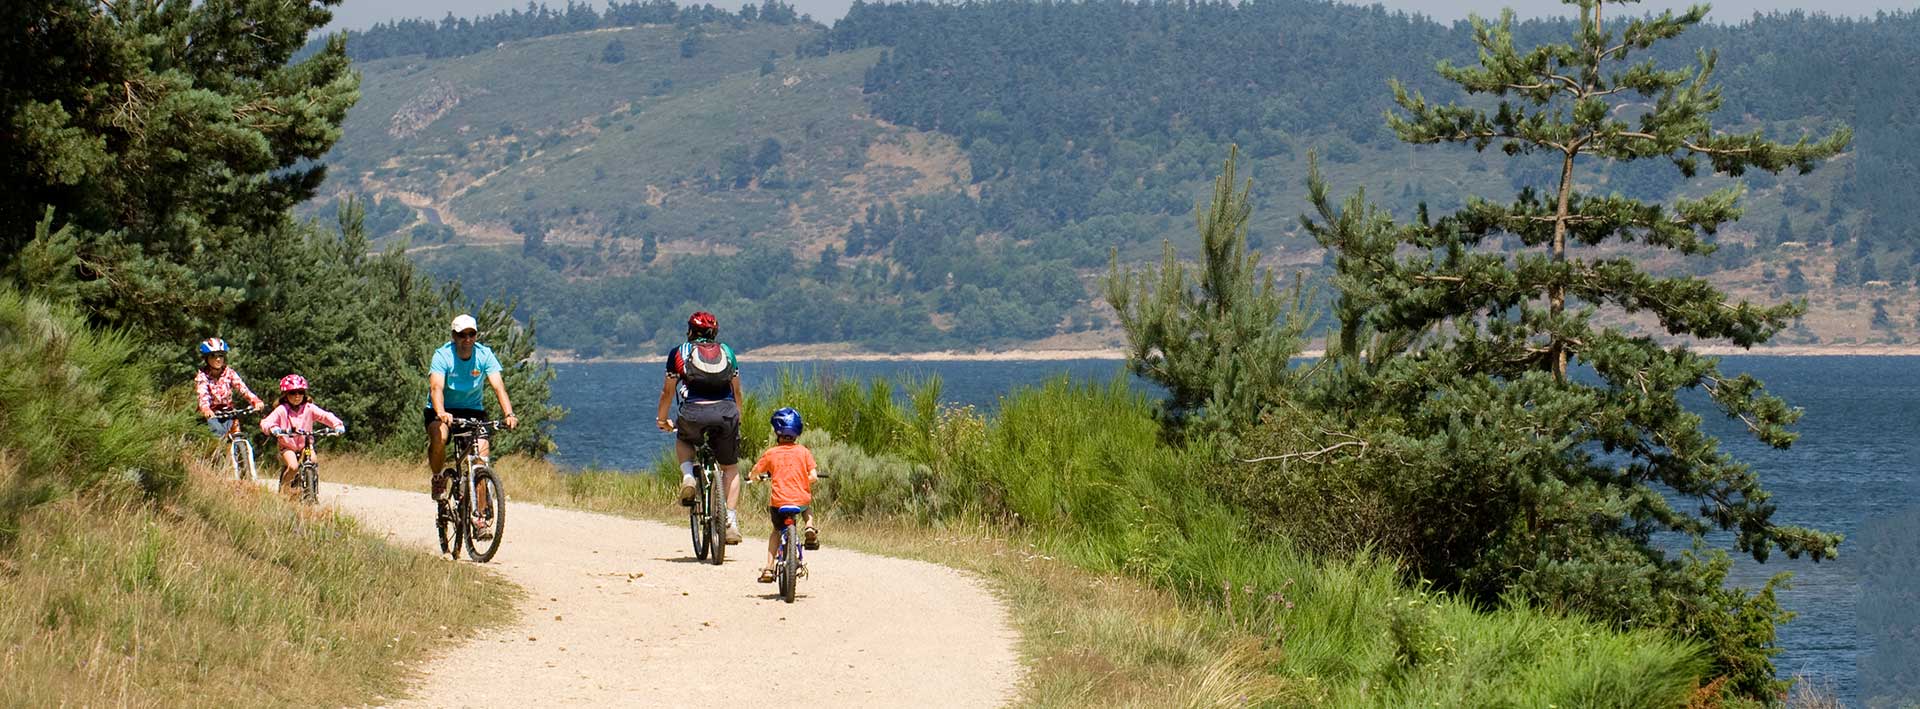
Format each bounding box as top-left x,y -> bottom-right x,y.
1105,146 -> 1310,434
1,0 -> 358,344
1325,1 -> 1846,697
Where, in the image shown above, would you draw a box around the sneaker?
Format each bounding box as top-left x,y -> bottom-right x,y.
804,526 -> 820,550
724,523 -> 742,545
432,469 -> 454,501
472,509 -> 494,540
757,567 -> 775,583
678,476 -> 696,507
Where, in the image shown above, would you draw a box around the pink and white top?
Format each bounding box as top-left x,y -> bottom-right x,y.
195,366 -> 263,416
259,402 -> 345,452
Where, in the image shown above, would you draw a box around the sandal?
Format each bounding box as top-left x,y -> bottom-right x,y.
757,567 -> 775,583
803,526 -> 819,550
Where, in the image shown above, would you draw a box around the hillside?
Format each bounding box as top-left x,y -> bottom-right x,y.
312,2 -> 1920,354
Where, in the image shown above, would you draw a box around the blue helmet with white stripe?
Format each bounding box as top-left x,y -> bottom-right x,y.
771,407 -> 803,438
198,338 -> 230,356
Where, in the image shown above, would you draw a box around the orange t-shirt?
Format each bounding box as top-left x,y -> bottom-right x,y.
751,442 -> 817,507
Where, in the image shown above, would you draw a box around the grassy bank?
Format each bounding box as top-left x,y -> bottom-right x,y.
0,289 -> 511,705
327,372 -> 1713,706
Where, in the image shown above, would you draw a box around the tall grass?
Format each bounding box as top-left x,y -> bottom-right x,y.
748,372 -> 1711,706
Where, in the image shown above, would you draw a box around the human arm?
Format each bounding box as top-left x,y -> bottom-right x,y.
730,374 -> 743,405
314,405 -> 346,433
486,371 -> 517,430
656,373 -> 677,431
194,371 -> 215,418
259,406 -> 286,436
230,371 -> 265,409
429,371 -> 452,425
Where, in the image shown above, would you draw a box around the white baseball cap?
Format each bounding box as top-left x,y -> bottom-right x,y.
450,314 -> 479,334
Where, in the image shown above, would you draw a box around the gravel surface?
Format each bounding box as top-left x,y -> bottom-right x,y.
322,483 -> 1022,708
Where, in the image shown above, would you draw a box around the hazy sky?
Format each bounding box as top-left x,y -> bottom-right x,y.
326,0 -> 1915,31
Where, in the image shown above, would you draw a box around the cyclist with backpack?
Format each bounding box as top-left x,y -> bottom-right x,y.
656,311 -> 746,545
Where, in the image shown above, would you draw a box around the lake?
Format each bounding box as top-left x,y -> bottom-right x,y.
547,355 -> 1920,700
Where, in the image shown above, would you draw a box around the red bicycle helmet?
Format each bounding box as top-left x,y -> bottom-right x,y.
687,311 -> 718,338
279,374 -> 309,392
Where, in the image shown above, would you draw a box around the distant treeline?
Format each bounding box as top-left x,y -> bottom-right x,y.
328,0 -> 806,62
829,2 -> 1920,248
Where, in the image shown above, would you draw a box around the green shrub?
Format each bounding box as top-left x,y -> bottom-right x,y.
0,289 -> 189,543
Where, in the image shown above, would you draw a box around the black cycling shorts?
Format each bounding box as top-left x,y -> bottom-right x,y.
675,400 -> 740,465
424,407 -> 488,430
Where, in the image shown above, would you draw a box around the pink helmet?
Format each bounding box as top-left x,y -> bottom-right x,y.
278,374 -> 309,392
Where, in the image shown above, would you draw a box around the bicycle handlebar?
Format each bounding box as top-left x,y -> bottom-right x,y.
277,427 -> 344,437
448,418 -> 507,435
210,406 -> 257,421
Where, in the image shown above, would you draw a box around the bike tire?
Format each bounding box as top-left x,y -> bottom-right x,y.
227,439 -> 246,481
298,462 -> 320,505
453,478 -> 471,561
690,470 -> 711,561
436,494 -> 454,557
780,528 -> 798,603
465,467 -> 506,563
706,467 -> 725,566
237,439 -> 257,482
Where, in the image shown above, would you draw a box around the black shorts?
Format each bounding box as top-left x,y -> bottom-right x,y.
675,400 -> 740,465
769,505 -> 809,530
424,407 -> 488,430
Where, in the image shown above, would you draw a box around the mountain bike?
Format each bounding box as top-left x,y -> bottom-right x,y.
687,442 -> 726,566
438,418 -> 507,563
209,406 -> 258,481
277,426 -> 341,505
758,473 -> 828,604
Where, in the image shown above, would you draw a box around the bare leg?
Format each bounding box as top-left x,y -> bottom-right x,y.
723,463 -> 742,511
427,419 -> 450,497
278,449 -> 300,498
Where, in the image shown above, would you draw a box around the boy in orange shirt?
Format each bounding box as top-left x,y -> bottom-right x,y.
752,407 -> 819,583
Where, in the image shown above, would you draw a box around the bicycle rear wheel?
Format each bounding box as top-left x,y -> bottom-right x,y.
705,468 -> 725,566
690,471 -> 711,561
465,467 -> 506,562
779,529 -> 798,603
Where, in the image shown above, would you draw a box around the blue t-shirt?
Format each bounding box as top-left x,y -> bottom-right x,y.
428,342 -> 502,410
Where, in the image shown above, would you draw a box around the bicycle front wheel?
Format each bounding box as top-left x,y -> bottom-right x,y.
298,463 -> 320,505
234,439 -> 257,482
465,467 -> 506,563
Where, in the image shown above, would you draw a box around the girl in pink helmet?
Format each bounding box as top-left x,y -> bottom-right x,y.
259,374 -> 345,499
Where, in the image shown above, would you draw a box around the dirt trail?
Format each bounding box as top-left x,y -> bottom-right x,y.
322,483 -> 1021,708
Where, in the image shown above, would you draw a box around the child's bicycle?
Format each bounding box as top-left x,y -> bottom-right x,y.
686,441 -> 726,566
437,418 -> 508,563
209,406 -> 258,481
275,426 -> 342,505
757,472 -> 828,604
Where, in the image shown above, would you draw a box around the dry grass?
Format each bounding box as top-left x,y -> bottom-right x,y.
0,464 -> 512,707
320,453 -> 1292,707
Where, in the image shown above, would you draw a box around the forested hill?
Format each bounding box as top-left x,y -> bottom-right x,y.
314,1 -> 1920,355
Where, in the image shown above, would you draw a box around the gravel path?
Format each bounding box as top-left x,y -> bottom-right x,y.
322,483 -> 1022,708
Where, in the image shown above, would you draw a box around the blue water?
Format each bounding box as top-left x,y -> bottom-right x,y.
547,356 -> 1920,700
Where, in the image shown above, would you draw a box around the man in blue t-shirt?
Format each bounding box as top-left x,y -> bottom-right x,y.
426,314 -> 519,537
